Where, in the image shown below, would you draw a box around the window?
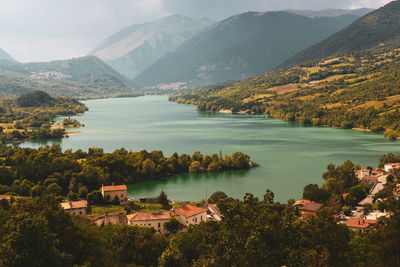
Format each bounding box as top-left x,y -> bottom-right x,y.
79,211 -> 82,215
158,223 -> 161,228
149,223 -> 151,226
201,216 -> 202,220
121,194 -> 123,198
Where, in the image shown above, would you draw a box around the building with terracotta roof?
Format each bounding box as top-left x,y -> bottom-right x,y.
60,200 -> 87,216
173,205 -> 208,226
101,184 -> 127,202
384,163 -> 400,173
346,217 -> 378,232
298,202 -> 324,218
356,169 -> 370,180
127,211 -> 174,233
361,176 -> 378,186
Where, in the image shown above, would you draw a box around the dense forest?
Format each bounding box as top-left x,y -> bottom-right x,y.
0,91 -> 88,142
170,45 -> 400,139
0,144 -> 257,200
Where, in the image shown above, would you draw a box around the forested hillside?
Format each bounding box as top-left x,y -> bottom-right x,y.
170,45 -> 400,139
283,0 -> 400,67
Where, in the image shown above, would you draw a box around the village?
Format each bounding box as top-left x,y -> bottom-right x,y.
1,162 -> 399,234
294,162 -> 400,232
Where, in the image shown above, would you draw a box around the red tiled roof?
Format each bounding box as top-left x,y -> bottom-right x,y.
174,205 -> 207,218
299,202 -> 323,212
102,185 -> 127,192
60,200 -> 87,210
342,193 -> 349,200
346,218 -> 378,229
293,199 -> 312,207
127,211 -> 172,222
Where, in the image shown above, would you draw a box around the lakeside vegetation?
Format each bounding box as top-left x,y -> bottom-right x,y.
0,143 -> 257,199
1,151 -> 400,266
0,90 -> 87,143
170,46 -> 400,139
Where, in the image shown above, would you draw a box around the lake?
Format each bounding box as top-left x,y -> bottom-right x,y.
20,95 -> 400,202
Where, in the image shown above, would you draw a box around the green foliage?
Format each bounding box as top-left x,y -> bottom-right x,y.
157,190 -> 171,210
0,94 -> 87,142
164,217 -> 180,235
0,144 -> 255,199
208,191 -> 228,204
170,46 -> 400,139
303,184 -> 331,203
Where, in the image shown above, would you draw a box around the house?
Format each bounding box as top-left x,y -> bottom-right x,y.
361,176 -> 378,186
126,205 -> 209,233
293,199 -> 312,208
356,169 -> 370,179
371,170 -> 384,176
298,202 -> 324,218
173,205 -> 208,226
127,211 -> 174,234
346,217 -> 378,232
101,184 -> 127,202
60,200 -> 87,216
384,163 -> 400,173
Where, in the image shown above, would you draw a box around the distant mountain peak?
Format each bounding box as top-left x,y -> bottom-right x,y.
90,15 -> 214,79
0,48 -> 16,62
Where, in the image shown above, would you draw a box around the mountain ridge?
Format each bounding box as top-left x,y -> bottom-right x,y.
133,10 -> 364,88
90,14 -> 214,79
0,48 -> 16,62
282,1 -> 400,67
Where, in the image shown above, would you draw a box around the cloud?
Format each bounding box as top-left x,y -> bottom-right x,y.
0,0 -> 393,62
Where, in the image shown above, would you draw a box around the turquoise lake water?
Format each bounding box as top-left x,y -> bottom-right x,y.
20,95 -> 400,202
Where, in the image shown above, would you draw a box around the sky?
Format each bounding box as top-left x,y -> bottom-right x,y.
0,0 -> 393,62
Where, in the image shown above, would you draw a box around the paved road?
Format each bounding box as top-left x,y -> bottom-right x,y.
359,175 -> 387,205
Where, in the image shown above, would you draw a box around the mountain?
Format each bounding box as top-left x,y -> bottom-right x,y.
285,8 -> 373,18
90,14 -> 214,79
0,56 -> 140,99
283,1 -> 400,67
170,46 -> 400,139
133,11 -> 364,88
0,48 -> 16,62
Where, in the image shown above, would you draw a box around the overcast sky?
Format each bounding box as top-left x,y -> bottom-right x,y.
0,0 -> 393,62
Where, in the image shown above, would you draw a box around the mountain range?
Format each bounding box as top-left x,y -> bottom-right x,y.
0,48 -> 16,62
282,1 -> 400,67
0,56 -> 139,99
131,10 -> 370,88
90,15 -> 214,79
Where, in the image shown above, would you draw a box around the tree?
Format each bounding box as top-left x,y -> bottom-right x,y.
188,161 -> 202,173
263,189 -> 275,204
78,186 -> 88,199
164,217 -> 180,234
303,184 -> 330,203
208,191 -> 228,204
157,191 -> 171,210
47,183 -> 62,196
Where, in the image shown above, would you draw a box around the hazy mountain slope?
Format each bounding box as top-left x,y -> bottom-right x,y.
0,48 -> 16,62
285,8 -> 373,18
90,15 -> 214,79
0,56 -> 140,99
283,1 -> 400,67
133,11 -> 362,87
